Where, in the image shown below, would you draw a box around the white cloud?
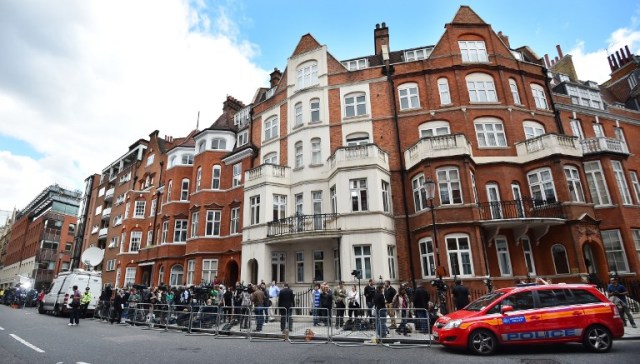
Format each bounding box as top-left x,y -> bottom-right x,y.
0,0 -> 268,211
570,28 -> 640,84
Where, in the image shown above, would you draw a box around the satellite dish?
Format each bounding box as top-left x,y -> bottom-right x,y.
81,247 -> 104,269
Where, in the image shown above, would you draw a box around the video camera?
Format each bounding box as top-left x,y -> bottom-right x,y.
430,279 -> 448,292
351,269 -> 362,280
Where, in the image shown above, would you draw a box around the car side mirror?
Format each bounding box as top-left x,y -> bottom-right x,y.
501,305 -> 514,314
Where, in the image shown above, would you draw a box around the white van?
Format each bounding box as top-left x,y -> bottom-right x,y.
40,269 -> 102,316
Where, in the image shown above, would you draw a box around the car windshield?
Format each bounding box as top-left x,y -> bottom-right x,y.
464,291 -> 505,311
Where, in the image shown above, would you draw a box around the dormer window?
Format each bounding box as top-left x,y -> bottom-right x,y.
181,153 -> 194,165
342,59 -> 368,70
459,40 -> 488,62
237,130 -> 248,147
404,49 -> 429,62
558,74 -> 570,83
233,107 -> 250,126
297,61 -> 318,89
146,154 -> 155,166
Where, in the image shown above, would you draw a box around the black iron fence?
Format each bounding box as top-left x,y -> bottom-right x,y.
267,213 -> 338,237
477,198 -> 564,220
620,277 -> 640,313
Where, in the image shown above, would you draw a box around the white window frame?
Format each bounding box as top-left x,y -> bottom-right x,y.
186,260 -> 195,286
459,40 -> 488,62
311,138 -> 322,165
195,167 -> 202,192
343,58 -> 368,70
129,231 -> 142,252
230,207 -> 240,234
570,119 -> 584,139
531,84 -> 549,109
584,161 -> 611,206
232,163 -> 242,187
346,133 -> 370,146
630,171 -> 640,204
181,153 -> 194,165
205,210 -> 221,237
527,168 -> 557,204
419,121 -> 450,138
412,174 -> 428,212
330,186 -> 337,214
523,121 -> 545,139
169,265 -> 183,287
466,73 -> 497,102
272,194 -> 287,221
146,153 -> 155,166
354,245 -> 372,279
474,118 -> 507,147
381,180 -> 391,213
564,166 -> 586,203
296,61 -> 318,89
264,116 -> 278,141
272,252 -> 286,283
263,152 -> 277,165
344,92 -> 367,117
446,234 -> 474,277
521,237 -> 537,276
593,123 -> 604,138
310,98 -> 320,123
202,259 -> 218,284
419,238 -> 436,278
313,250 -> 324,281
294,102 -> 303,127
211,138 -> 227,150
387,245 -> 397,280
404,48 -> 428,61
295,251 -> 304,283
509,78 -> 521,104
149,199 -> 156,218
294,141 -> 303,168
161,221 -> 168,244
237,130 -> 248,147
398,83 -> 420,110
146,230 -> 153,247
551,244 -> 570,275
437,167 -> 463,205
437,78 -> 451,105
180,179 -> 190,201
632,230 -> 640,265
495,236 -> 512,276
612,160 -> 633,205
166,181 -> 172,202
190,211 -> 199,238
250,195 -> 260,225
211,165 -> 221,190
173,219 -> 189,243
349,178 -> 369,211
133,201 -> 146,218
124,267 -> 136,287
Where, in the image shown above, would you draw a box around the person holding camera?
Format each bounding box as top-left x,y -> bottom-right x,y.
333,281 -> 347,328
608,276 -> 637,328
347,284 -> 360,320
374,284 -> 387,338
383,280 -> 397,329
250,284 -> 266,332
320,283 -> 333,327
364,279 -> 376,324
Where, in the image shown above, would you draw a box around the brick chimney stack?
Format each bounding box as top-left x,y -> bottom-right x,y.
497,31 -> 510,48
374,22 -> 389,57
270,68 -> 282,88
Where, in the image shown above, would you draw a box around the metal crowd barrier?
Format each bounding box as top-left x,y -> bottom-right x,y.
380,308 -> 431,348
288,307 -> 330,344
249,305 -> 286,342
216,305 -> 251,340
187,305 -> 219,335
330,307 -> 378,346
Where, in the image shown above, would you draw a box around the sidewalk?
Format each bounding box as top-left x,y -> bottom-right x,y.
621,311 -> 640,340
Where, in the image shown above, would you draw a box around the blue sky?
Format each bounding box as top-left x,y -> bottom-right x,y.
1,0 -> 639,212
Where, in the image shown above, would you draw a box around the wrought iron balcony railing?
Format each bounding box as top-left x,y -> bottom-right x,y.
267,213 -> 338,237
476,198 -> 564,220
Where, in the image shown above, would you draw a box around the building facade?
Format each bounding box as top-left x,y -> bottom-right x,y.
0,185 -> 81,290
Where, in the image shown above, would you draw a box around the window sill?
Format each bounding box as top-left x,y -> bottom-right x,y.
343,114 -> 370,121
293,123 -> 304,130
309,120 -> 322,125
309,163 -> 323,168
399,107 -> 422,112
477,146 -> 509,149
469,101 -> 501,105
293,166 -> 304,171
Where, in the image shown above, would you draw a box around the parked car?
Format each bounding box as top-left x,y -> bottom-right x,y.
40,270 -> 102,316
432,283 -> 624,355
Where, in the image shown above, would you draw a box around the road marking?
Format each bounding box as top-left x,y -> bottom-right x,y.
9,334 -> 45,353
0,326 -> 5,330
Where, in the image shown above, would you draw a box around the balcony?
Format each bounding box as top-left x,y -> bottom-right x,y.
104,188 -> 115,201
245,164 -> 290,188
267,213 -> 339,237
405,134 -> 472,170
101,207 -> 112,220
476,198 -> 565,244
580,137 -> 629,155
328,144 -> 389,171
515,134 -> 581,163
37,248 -> 58,262
98,227 -> 108,239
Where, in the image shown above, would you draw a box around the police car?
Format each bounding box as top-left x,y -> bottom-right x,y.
432,283 -> 624,355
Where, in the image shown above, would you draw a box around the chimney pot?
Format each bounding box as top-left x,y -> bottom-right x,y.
556,45 -> 563,58
381,22 -> 386,28
544,54 -> 551,68
626,45 -> 632,58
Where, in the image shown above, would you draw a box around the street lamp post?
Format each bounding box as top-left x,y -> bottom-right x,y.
425,177 -> 448,314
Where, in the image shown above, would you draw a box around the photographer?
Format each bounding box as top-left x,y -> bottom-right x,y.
363,279 -> 375,324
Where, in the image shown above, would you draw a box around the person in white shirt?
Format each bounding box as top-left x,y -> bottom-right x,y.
347,284 -> 361,319
268,281 -> 280,321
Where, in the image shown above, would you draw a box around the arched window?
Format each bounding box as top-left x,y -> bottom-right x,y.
398,82 -> 420,110
294,102 -> 303,127
551,244 -> 570,274
195,167 -> 202,192
157,265 -> 164,286
169,264 -> 184,286
294,141 -> 303,168
523,121 -> 545,139
297,60 -> 318,89
465,73 -> 497,102
346,132 -> 370,146
310,98 -> 320,122
211,165 -> 221,190
211,138 -> 227,150
264,116 -> 278,141
344,92 -> 367,117
180,178 -> 190,201
263,152 -> 278,165
530,84 -> 548,109
166,180 -> 173,202
437,78 -> 451,105
419,121 -> 450,138
311,138 -> 322,165
509,78 -> 521,104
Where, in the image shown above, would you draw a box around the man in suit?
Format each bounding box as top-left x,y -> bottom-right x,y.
278,283 -> 295,333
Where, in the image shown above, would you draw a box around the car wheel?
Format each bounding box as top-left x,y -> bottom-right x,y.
583,325 -> 612,353
468,329 -> 497,355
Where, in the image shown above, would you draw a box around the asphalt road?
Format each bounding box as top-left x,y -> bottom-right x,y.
1,305 -> 639,364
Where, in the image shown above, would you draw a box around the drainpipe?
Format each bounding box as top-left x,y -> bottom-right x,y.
150,161 -> 164,246
382,47 -> 417,289
542,67 -> 565,134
